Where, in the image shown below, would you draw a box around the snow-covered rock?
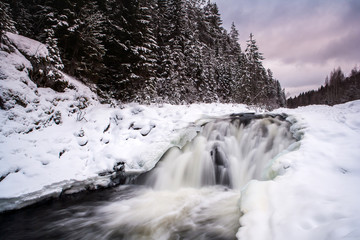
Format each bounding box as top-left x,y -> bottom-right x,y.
6,32 -> 49,59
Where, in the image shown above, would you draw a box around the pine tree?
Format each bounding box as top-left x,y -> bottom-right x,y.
0,1 -> 17,39
226,23 -> 243,102
203,2 -> 222,48
104,0 -> 159,102
155,0 -> 171,101
229,22 -> 239,43
134,0 -> 159,103
165,0 -> 188,103
61,0 -> 106,84
33,3 -> 64,70
102,0 -> 129,98
328,67 -> 345,103
245,33 -> 266,104
200,2 -> 225,101
7,0 -> 33,37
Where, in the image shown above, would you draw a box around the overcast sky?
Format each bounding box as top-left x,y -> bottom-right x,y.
212,0 -> 360,97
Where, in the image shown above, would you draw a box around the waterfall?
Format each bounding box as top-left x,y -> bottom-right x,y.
94,114 -> 296,240
143,113 -> 295,191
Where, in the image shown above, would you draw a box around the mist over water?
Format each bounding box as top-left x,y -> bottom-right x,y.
0,114 -> 296,240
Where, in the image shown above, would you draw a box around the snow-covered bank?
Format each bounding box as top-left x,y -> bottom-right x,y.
237,101 -> 360,240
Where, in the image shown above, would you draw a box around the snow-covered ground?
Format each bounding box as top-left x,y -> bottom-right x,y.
1,33 -> 360,239
238,102 -> 360,240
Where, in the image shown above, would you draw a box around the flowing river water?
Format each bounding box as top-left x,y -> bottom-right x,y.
0,113 -> 297,240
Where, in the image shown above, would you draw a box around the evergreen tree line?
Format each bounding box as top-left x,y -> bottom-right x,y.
1,0 -> 285,107
287,67 -> 360,108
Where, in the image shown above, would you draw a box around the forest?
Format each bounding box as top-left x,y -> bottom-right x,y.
287,67 -> 360,108
0,0 -> 285,108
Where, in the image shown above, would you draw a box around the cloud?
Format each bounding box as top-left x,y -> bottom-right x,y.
318,28 -> 360,63
213,0 -> 360,95
263,60 -> 327,88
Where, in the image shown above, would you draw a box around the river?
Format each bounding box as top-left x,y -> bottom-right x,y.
0,113 -> 296,240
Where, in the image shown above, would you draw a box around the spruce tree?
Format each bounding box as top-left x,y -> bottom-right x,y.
0,1 -> 17,39
33,3 -> 64,70
7,0 -> 33,37
60,0 -> 106,84
245,33 -> 266,104
134,0 -> 159,103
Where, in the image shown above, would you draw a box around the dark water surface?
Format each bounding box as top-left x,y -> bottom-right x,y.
0,185 -> 144,240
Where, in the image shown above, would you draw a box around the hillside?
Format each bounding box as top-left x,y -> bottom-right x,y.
1,0 -> 285,107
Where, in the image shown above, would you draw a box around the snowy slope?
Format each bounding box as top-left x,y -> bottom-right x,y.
1,33 -> 360,239
0,33 -> 251,211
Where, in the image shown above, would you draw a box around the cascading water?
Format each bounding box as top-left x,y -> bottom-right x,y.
0,113 -> 297,240
143,113 -> 295,191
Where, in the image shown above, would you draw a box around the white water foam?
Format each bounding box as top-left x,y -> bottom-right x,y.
145,115 -> 295,191
100,187 -> 240,240
98,115 -> 296,239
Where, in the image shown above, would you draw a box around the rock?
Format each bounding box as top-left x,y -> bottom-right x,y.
59,149 -> 66,158
53,111 -> 61,124
140,124 -> 156,136
103,123 -> 110,133
101,137 -> 110,144
78,138 -> 88,146
75,129 -> 85,137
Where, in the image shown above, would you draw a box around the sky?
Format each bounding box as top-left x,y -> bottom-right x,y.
213,0 -> 360,97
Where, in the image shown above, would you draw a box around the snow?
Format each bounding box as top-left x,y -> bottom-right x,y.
6,32 -> 49,59
1,33 -> 360,239
237,102 -> 360,240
